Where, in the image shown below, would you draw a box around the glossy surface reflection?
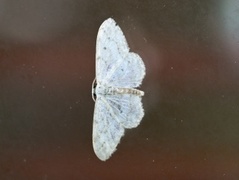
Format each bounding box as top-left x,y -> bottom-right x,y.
0,1 -> 238,179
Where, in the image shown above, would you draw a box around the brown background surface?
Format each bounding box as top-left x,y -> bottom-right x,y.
0,0 -> 239,179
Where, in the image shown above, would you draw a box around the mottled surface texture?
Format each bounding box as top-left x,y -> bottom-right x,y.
93,18 -> 145,161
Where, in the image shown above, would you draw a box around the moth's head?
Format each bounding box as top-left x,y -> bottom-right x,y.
95,83 -> 105,96
91,78 -> 97,101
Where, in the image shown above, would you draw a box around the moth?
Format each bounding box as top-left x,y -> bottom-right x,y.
92,18 -> 146,161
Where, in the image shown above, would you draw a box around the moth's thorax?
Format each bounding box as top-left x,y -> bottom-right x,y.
95,83 -> 144,96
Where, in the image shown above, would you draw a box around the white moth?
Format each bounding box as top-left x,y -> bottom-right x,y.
92,18 -> 146,161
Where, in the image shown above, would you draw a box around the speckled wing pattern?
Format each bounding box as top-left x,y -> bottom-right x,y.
93,18 -> 146,161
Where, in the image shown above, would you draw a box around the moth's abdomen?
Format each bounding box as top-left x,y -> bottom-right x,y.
113,87 -> 144,96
